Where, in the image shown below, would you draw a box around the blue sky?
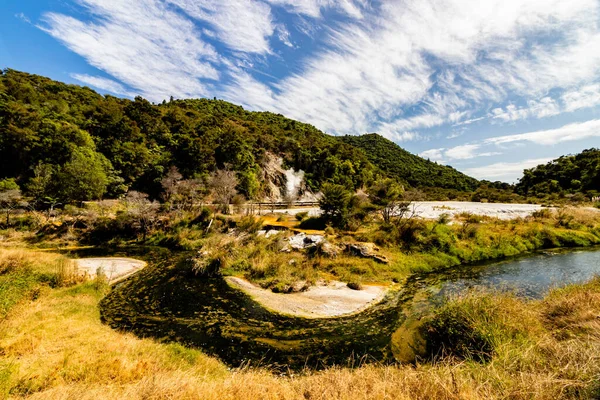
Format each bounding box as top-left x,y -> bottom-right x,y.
2,0 -> 600,183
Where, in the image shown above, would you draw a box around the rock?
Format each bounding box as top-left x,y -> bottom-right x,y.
318,242 -> 341,258
344,243 -> 389,264
286,232 -> 324,251
265,230 -> 281,238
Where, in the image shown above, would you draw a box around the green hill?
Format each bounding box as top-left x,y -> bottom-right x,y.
516,149 -> 600,198
338,133 -> 479,191
0,69 -> 478,203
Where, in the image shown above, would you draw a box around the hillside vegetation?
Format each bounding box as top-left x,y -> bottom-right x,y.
516,149 -> 600,200
0,69 -> 480,204
339,133 -> 479,191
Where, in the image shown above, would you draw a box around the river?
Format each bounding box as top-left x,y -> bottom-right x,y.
96,246 -> 600,369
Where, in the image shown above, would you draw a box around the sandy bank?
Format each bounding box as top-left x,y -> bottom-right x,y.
226,276 -> 387,318
74,257 -> 146,284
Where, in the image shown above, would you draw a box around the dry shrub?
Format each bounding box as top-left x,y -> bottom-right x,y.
0,251 -> 30,275
53,257 -> 81,287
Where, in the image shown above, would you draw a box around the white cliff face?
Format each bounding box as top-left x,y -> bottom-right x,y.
285,168 -> 305,200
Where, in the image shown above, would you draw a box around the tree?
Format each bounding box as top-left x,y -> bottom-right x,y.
160,166 -> 183,207
367,178 -> 404,223
124,191 -> 158,240
0,187 -> 24,226
210,169 -> 238,214
0,178 -> 19,191
53,148 -> 110,203
319,183 -> 352,227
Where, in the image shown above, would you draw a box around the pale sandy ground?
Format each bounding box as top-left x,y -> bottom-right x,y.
226,276 -> 387,318
74,257 -> 147,284
409,201 -> 544,220
270,201 -> 548,220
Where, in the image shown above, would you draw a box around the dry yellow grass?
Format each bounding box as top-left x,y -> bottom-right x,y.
1,249 -> 600,399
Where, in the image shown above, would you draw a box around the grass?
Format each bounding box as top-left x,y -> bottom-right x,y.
0,249 -> 79,320
216,208 -> 600,289
2,248 -> 600,399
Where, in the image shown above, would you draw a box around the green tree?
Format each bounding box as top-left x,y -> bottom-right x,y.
0,181 -> 23,226
367,178 -> 404,223
53,148 -> 110,203
319,183 -> 352,227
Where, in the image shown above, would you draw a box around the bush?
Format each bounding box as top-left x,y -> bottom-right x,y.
53,257 -> 80,287
424,293 -> 534,362
237,215 -> 264,234
299,216 -> 327,230
531,208 -> 553,219
295,211 -> 309,221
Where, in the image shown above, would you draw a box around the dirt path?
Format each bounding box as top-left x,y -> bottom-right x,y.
226,276 -> 387,318
74,257 -> 146,284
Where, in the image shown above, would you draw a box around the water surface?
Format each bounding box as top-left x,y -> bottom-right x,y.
98,246 -> 600,369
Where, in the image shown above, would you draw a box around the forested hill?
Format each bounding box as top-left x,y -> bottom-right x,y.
516,149 -> 600,197
339,134 -> 479,191
0,69 -> 477,202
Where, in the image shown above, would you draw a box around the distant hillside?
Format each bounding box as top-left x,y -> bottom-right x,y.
0,69 -> 376,201
338,134 -> 479,191
0,69 -> 479,203
516,149 -> 600,198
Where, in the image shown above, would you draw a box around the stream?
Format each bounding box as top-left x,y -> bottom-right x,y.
92,246 -> 600,369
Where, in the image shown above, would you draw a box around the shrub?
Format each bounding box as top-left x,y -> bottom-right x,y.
237,215 -> 264,234
531,208 -> 553,219
295,211 -> 309,221
424,292 -> 535,362
53,257 -> 80,287
299,216 -> 327,230
347,281 -> 363,290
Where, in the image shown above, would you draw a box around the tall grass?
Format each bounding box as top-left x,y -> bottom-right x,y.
2,277 -> 600,398
1,249 -> 600,399
0,249 -> 80,320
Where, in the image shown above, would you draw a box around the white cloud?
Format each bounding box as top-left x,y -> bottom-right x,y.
276,24 -> 294,48
15,13 -> 31,23
421,118 -> 600,166
562,83 -> 600,112
71,73 -> 135,97
40,0 -> 219,102
491,97 -> 561,122
462,158 -> 553,182
424,143 -> 501,161
265,0 -> 367,19
484,119 -> 600,146
419,148 -> 445,162
444,144 -> 502,160
226,0 -> 600,137
167,0 -> 275,54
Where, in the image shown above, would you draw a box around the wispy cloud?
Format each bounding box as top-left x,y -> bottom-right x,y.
421,119 -> 600,165
491,97 -> 561,122
562,84 -> 600,112
15,12 -> 31,23
71,73 -> 135,97
40,0 -> 220,101
484,119 -> 600,146
462,158 -> 554,182
265,0 -> 368,19
35,0 -> 600,141
167,0 -> 275,54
